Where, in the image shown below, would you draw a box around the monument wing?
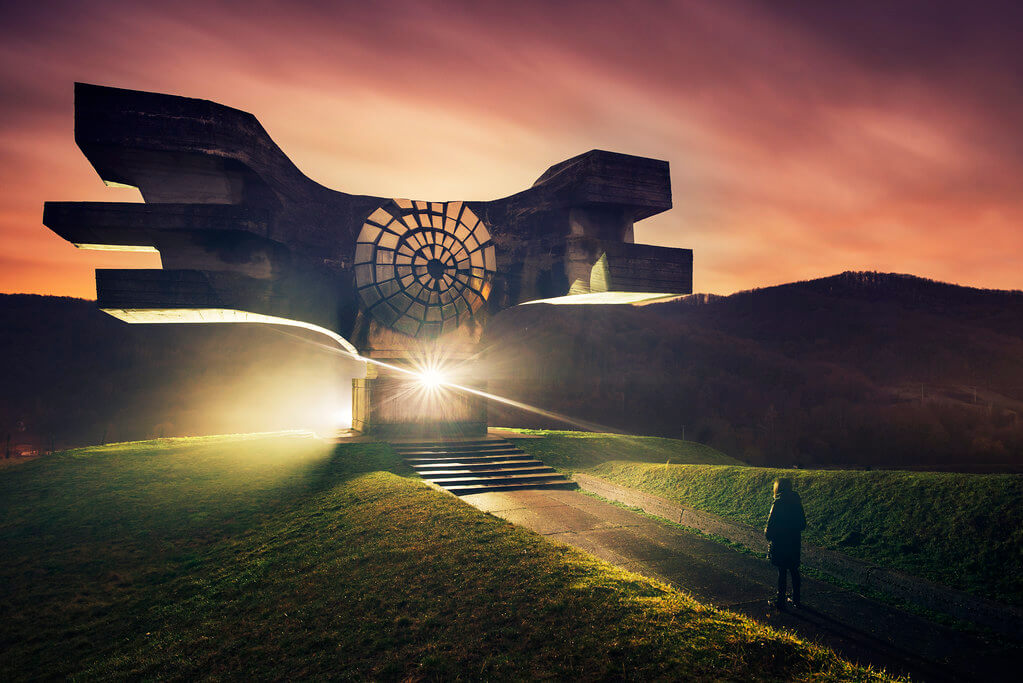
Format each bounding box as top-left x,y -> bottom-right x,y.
44,83 -> 692,356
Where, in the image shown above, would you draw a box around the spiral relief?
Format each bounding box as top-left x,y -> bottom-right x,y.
354,199 -> 496,338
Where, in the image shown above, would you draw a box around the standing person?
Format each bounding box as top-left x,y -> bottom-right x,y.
765,477 -> 806,610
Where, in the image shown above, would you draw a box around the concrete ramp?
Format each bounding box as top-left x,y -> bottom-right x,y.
391,438 -> 576,495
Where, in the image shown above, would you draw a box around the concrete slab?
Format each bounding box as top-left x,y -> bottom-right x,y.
544,531 -> 635,566
491,508 -> 577,535
631,526 -> 781,583
536,489 -> 599,507
576,527 -> 679,562
641,555 -> 767,606
489,501 -> 621,535
563,502 -> 659,528
496,489 -> 572,509
462,489 -> 570,512
526,505 -> 615,533
458,491 -> 531,513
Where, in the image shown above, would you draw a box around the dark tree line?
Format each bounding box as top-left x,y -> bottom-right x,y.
482,272 -> 1023,468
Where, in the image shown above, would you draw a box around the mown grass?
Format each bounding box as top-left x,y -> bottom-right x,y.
567,458 -> 1023,608
0,433 -> 890,680
503,428 -> 741,470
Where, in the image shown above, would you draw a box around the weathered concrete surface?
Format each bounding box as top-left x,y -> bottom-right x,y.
43,83 -> 696,436
392,438 -> 574,495
43,83 -> 693,348
574,472 -> 1023,640
461,488 -> 1020,683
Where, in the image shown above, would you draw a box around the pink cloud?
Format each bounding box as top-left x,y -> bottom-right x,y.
2,0 -> 1022,298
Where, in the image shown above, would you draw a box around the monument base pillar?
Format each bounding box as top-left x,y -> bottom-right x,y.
352,358 -> 487,438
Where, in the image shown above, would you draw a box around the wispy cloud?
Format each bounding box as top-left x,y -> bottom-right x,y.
3,0 -> 1022,296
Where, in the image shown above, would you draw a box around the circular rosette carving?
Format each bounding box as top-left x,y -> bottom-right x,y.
354,200 -> 497,338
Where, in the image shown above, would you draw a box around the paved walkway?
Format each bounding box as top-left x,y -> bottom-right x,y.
461,488 -> 1018,682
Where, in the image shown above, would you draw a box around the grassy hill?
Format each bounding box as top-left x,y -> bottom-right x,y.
0,433 -> 890,680
501,429 -> 741,470
484,272 -> 1023,468
506,431 -> 1023,608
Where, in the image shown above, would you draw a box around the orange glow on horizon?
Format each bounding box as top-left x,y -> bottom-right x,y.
3,1 -> 1023,298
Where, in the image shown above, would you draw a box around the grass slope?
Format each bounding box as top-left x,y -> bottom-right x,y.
504,429 -> 741,470
578,460 -> 1023,608
0,433 -> 887,680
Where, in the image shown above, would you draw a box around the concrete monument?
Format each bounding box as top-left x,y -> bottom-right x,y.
44,83 -> 692,436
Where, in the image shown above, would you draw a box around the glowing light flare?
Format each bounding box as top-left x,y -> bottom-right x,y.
267,328 -> 621,434
354,353 -> 614,433
74,243 -> 159,252
103,307 -> 361,356
418,368 -> 445,389
522,292 -> 682,305
333,408 -> 353,427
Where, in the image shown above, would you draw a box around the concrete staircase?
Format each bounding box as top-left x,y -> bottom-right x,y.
391,438 -> 576,495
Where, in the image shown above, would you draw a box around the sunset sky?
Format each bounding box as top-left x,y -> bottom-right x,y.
2,0 -> 1022,298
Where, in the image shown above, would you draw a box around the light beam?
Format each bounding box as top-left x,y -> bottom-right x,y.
266,326 -> 622,434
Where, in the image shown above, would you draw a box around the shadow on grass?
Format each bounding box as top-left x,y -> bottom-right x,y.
0,436 -> 426,677
0,435 -> 891,681
0,437 -> 408,626
1,436 -> 409,553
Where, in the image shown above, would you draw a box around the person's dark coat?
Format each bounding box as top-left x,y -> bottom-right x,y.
765,491 -> 807,568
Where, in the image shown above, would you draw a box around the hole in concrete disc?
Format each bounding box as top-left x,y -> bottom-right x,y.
426,258 -> 446,279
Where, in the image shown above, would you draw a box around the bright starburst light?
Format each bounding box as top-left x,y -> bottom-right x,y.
265,326 -> 617,433
419,368 -> 445,389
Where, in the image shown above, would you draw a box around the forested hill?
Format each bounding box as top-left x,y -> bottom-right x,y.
483,272 -> 1023,468
0,294 -> 360,452
662,272 -> 1023,398
5,272 -> 1023,468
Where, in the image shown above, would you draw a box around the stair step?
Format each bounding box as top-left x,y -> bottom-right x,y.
393,440 -> 498,449
415,465 -> 554,476
394,446 -> 522,455
411,461 -> 545,471
389,438 -> 569,496
424,472 -> 567,485
394,445 -> 523,456
407,456 -> 540,466
441,481 -> 578,495
403,454 -> 534,464
420,469 -> 556,479
394,439 -> 514,445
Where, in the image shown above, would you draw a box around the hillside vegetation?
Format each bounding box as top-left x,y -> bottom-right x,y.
503,429 -> 741,469
484,272 -> 1023,468
514,430 -> 1023,607
0,433 -> 888,680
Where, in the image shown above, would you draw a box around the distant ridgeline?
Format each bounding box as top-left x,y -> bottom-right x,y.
5,271 -> 1023,467
483,272 -> 1023,468
0,294 -> 360,452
